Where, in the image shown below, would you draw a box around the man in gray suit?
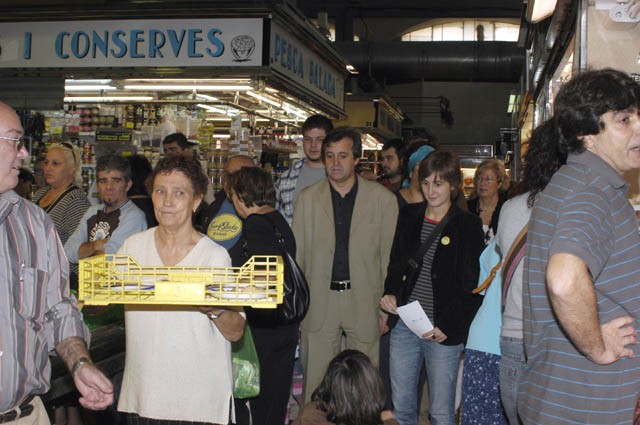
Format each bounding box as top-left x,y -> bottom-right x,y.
292,127 -> 398,401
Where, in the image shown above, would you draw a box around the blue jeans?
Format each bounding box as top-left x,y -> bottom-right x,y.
390,319 -> 463,425
498,336 -> 524,425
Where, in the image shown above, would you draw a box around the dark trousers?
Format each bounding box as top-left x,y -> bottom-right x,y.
235,322 -> 299,425
126,413 -> 213,424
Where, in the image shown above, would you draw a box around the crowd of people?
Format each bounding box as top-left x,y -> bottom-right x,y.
0,66 -> 639,425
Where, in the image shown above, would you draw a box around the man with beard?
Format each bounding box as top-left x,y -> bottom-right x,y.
65,154 -> 146,263
378,138 -> 406,192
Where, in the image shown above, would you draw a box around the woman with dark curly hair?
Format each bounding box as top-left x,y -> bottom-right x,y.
294,350 -> 398,425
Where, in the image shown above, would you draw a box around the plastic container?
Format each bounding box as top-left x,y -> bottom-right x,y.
79,254 -> 284,308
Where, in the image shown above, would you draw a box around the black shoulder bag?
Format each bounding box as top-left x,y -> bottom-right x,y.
245,214 -> 310,325
394,208 -> 455,311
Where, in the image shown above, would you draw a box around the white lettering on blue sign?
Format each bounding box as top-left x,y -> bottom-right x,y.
51,27 -> 225,60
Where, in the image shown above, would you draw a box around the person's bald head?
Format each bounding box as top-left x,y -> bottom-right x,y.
224,155 -> 255,174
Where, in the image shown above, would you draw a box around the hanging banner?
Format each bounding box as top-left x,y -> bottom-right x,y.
269,21 -> 344,109
0,19 -> 264,67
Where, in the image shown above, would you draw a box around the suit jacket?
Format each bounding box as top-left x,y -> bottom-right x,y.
292,177 -> 398,341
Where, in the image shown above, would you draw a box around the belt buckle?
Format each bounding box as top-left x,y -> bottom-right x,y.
0,396 -> 34,424
331,280 -> 350,291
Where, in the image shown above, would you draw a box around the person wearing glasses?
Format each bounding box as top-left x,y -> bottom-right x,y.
467,159 -> 510,243
0,101 -> 114,424
33,142 -> 90,247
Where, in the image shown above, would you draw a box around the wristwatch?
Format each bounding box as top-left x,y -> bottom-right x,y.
71,356 -> 92,376
207,309 -> 226,320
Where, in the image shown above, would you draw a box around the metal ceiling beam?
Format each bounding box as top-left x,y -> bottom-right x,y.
295,0 -> 523,19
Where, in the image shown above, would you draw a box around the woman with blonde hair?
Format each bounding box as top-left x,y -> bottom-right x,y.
32,141 -> 89,425
467,159 -> 509,243
33,142 -> 89,246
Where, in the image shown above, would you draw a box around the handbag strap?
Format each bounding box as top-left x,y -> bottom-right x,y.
407,207 -> 455,272
472,260 -> 503,294
501,225 -> 527,312
257,213 -> 287,253
241,213 -> 289,259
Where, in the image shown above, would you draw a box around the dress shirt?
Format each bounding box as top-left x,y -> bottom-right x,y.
330,180 -> 358,282
0,190 -> 87,412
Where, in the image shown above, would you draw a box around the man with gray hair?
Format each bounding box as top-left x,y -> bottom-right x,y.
65,154 -> 147,263
0,101 -> 113,423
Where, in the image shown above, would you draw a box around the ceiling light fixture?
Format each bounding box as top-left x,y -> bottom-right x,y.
197,104 -> 228,114
246,91 -> 282,107
125,84 -> 253,91
65,79 -> 113,85
64,85 -> 117,92
64,95 -> 154,102
196,94 -> 220,102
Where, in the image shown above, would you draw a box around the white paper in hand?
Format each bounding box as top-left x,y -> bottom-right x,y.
396,300 -> 434,338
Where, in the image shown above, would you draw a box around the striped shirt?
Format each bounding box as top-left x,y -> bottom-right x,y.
409,218 -> 439,319
0,190 -> 87,412
520,151 -> 640,424
275,159 -> 306,224
34,185 -> 90,245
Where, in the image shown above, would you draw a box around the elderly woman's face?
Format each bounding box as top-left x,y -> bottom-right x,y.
151,170 -> 202,230
474,168 -> 501,199
43,148 -> 76,189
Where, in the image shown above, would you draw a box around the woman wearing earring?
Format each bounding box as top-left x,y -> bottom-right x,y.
380,150 -> 484,425
467,159 -> 509,243
33,142 -> 90,246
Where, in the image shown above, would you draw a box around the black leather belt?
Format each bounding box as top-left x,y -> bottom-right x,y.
330,280 -> 351,291
0,395 -> 35,424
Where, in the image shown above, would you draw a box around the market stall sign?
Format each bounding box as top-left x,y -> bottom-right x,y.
95,129 -> 133,143
0,19 -> 263,67
269,22 -> 344,110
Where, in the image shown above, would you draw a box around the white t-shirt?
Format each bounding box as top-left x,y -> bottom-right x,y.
117,228 -> 236,423
496,193 -> 530,339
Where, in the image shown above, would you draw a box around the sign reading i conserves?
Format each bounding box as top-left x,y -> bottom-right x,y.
0,19 -> 264,67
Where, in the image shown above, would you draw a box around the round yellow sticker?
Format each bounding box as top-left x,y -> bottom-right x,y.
441,236 -> 451,246
207,213 -> 242,241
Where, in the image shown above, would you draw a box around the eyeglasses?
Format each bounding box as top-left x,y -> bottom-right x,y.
0,135 -> 25,151
59,142 -> 78,163
475,176 -> 498,183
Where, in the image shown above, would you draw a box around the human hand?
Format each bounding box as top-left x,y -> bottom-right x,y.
590,316 -> 636,365
379,314 -> 390,335
197,305 -> 227,319
93,238 -> 109,252
380,295 -> 398,315
381,410 -> 394,421
422,327 -> 447,343
73,364 -> 114,410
